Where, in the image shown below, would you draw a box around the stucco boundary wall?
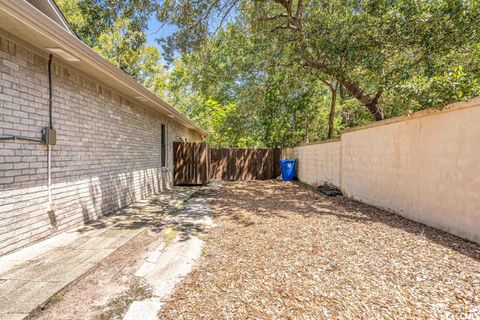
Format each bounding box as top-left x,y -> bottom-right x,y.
291,97 -> 480,243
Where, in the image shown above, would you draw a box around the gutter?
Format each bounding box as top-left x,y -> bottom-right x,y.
0,0 -> 208,137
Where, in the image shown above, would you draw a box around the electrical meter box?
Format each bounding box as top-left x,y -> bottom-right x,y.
43,127 -> 56,145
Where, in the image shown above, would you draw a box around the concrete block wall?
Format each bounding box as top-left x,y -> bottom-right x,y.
293,98 -> 480,243
0,34 -> 202,255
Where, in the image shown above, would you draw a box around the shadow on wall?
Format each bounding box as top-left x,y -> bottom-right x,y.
67,168 -> 173,227
75,185 -> 208,245
0,168 -> 175,256
205,181 -> 480,262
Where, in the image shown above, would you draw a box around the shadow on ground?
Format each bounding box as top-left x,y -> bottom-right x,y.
76,186 -> 209,242
206,181 -> 480,262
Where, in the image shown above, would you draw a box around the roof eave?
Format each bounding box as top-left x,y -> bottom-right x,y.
1,0 -> 208,137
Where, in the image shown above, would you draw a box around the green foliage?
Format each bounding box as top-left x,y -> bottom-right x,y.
395,66 -> 480,112
157,0 -> 479,146
157,0 -> 480,117
58,0 -> 480,147
57,0 -> 156,47
56,0 -> 167,97
167,24 -> 349,147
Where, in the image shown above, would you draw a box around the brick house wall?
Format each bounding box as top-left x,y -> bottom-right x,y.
0,34 -> 202,255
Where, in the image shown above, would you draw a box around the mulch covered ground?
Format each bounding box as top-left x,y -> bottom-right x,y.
159,181 -> 480,319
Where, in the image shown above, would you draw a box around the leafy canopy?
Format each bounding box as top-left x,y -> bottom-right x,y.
58,0 -> 480,147
158,0 -> 480,118
57,0 -> 167,96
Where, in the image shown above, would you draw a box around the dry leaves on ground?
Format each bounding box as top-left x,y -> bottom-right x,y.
159,181 -> 480,320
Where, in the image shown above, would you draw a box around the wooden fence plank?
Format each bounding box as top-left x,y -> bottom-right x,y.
173,142 -> 209,185
175,143 -> 281,184
208,147 -> 280,181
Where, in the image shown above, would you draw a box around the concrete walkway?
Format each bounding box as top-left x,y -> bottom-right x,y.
123,197 -> 215,320
0,188 -> 195,320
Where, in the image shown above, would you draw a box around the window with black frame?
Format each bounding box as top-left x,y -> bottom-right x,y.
161,124 -> 166,167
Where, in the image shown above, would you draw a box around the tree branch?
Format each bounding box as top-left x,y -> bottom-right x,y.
270,24 -> 298,32
262,13 -> 289,21
296,0 -> 303,20
213,0 -> 239,35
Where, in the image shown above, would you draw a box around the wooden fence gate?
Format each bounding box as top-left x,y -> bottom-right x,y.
173,142 -> 210,185
173,142 -> 280,185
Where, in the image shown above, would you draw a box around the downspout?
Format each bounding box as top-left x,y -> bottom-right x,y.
47,54 -> 53,215
48,54 -> 53,130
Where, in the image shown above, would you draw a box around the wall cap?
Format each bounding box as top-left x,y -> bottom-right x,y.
294,138 -> 342,148
342,96 -> 480,134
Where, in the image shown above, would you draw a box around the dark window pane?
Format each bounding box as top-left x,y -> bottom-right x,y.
161,124 -> 166,167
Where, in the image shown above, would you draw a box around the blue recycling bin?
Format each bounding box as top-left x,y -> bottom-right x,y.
279,159 -> 297,181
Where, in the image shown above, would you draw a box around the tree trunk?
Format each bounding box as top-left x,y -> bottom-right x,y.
270,4 -> 385,122
339,77 -> 384,121
304,117 -> 309,144
328,82 -> 338,139
302,52 -> 384,121
365,100 -> 384,121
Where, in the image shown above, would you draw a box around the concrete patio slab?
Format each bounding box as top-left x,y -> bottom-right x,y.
123,197 -> 215,320
122,300 -> 163,320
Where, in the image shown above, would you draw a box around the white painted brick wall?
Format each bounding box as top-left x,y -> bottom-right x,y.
0,35 -> 202,255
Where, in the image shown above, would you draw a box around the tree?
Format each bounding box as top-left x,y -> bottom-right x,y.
57,0 -> 167,97
321,79 -> 339,139
168,23 -> 343,147
58,0 -> 480,147
57,0 -> 156,48
156,0 -> 480,121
